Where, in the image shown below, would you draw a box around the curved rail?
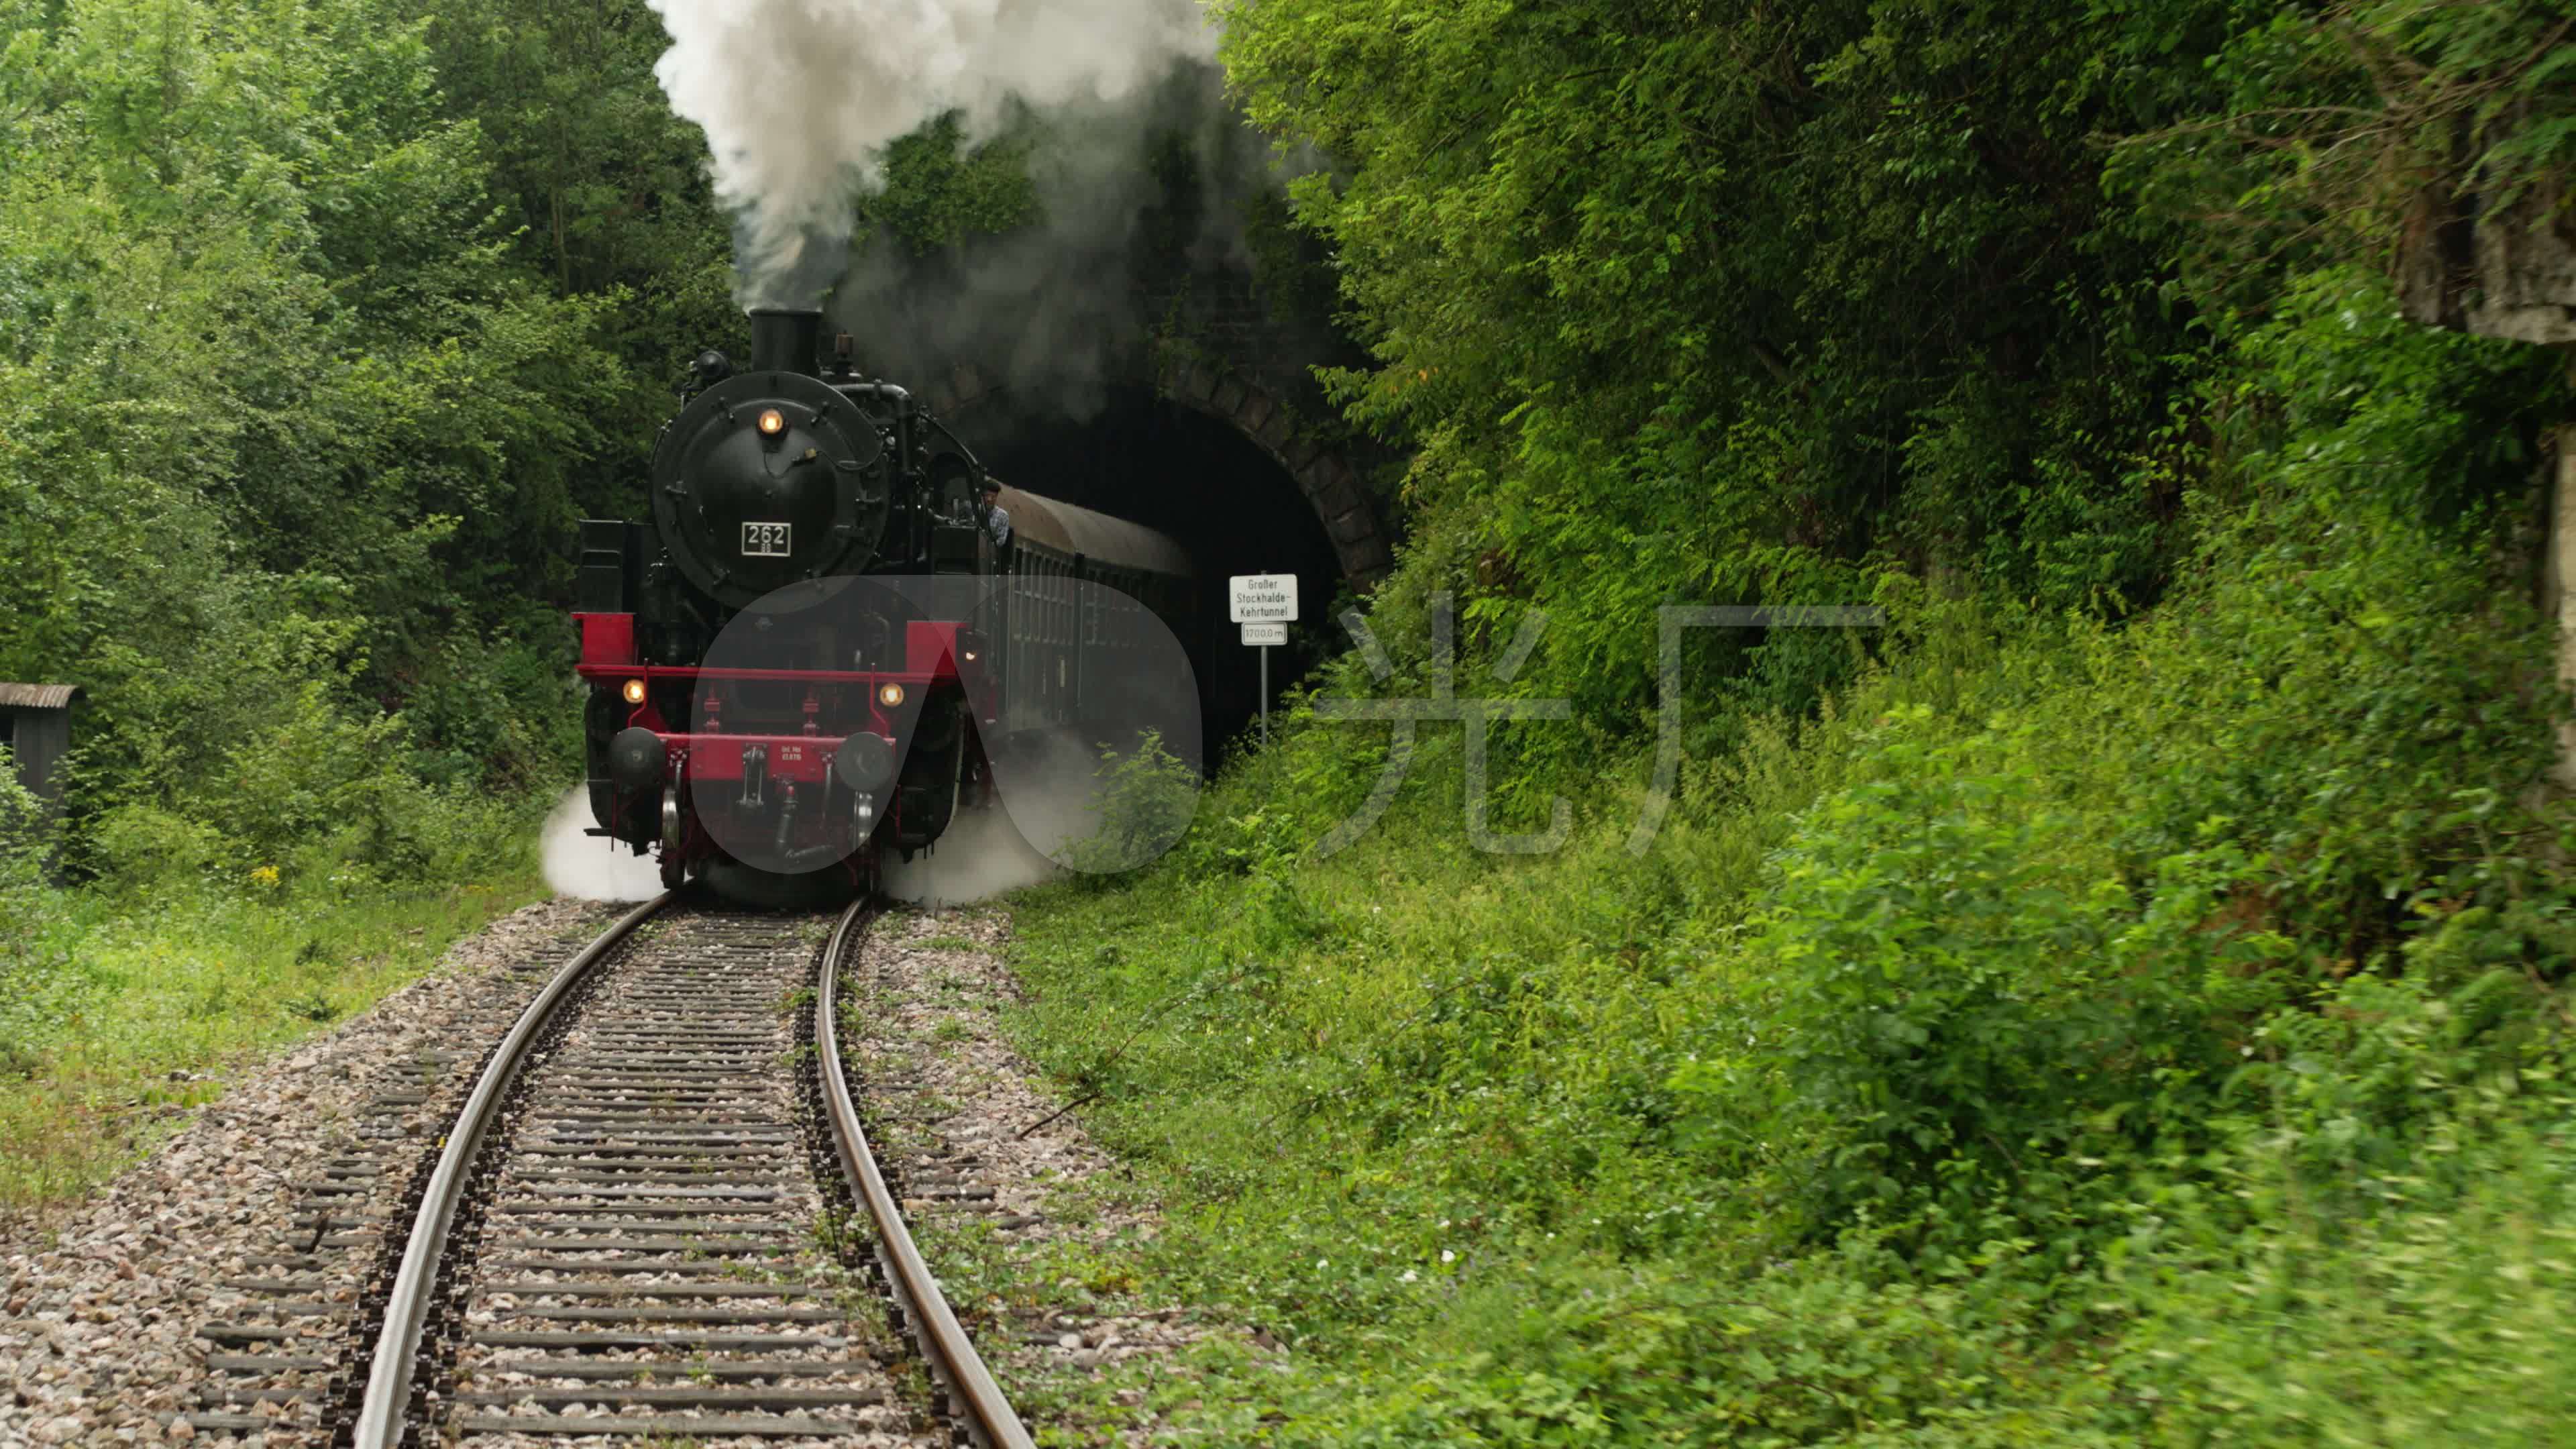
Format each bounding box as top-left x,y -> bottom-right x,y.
350,890 -> 673,1447
817,900 -> 1038,1449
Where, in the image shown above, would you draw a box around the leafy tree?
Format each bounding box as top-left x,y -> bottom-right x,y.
399,0 -> 737,522
1218,0 -> 2258,704
0,0 -> 638,873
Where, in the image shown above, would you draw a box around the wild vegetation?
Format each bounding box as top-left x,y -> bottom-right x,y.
989,0 -> 2576,1443
0,0 -> 732,870
0,0 -> 723,1208
5,0 -> 2576,1438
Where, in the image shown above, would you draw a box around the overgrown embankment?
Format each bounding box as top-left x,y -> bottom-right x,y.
993,1 -> 2576,1442
1002,289 -> 2576,1438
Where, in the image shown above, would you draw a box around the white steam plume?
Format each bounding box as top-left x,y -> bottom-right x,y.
829,61 -> 1290,419
880,731 -> 1100,906
540,787 -> 664,902
539,737 -> 1144,908
879,794 -> 1062,906
644,0 -> 1220,305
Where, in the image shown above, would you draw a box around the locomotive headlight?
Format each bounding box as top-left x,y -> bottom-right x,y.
622,678 -> 647,705
877,682 -> 906,708
756,407 -> 786,437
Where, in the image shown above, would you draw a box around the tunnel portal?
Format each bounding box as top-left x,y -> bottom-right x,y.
973,386 -> 1349,758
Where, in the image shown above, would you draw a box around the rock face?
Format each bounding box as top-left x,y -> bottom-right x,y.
2394,165 -> 2576,786
2400,172 -> 2576,345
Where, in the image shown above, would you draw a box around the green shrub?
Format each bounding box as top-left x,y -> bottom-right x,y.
0,751 -> 57,1076
1059,730 -> 1202,877
89,804 -> 227,888
0,747 -> 50,896
1699,714 -> 2294,1253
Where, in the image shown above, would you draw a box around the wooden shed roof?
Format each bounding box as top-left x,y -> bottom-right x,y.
0,684 -> 78,710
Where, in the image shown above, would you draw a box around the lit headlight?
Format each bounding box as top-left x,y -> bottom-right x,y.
622,678 -> 647,705
756,407 -> 785,436
877,682 -> 906,708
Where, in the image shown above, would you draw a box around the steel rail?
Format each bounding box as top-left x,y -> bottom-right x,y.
816,900 -> 1037,1449
350,890 -> 674,1447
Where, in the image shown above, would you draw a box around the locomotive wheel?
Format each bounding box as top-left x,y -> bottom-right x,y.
657,786 -> 691,890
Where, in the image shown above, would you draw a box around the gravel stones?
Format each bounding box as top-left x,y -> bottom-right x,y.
435,908 -> 917,1448
3,896 -> 1254,1448
0,898 -> 619,1446
848,909 -> 1263,1446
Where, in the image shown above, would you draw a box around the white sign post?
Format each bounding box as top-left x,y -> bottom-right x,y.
1229,574 -> 1301,747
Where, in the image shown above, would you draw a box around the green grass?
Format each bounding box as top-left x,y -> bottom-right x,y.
1002,781 -> 2576,1444
999,749 -> 1836,1441
989,472 -> 2576,1444
0,873 -> 545,1216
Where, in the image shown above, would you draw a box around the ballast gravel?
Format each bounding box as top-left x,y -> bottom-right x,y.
0,897 -> 621,1446
849,909 -> 1273,1446
4,897 -> 1256,1448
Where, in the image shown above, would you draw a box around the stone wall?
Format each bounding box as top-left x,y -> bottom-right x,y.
1154,347 -> 1393,586
916,279 -> 1397,589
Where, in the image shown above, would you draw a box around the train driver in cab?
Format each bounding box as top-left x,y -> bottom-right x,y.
980,479 -> 1012,552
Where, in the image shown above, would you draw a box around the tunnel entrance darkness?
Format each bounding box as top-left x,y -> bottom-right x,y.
976,386 -> 1346,759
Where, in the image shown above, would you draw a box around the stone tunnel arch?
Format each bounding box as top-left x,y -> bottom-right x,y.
920,356 -> 1395,590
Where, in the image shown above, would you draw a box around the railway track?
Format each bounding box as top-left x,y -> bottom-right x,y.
189,894 -> 1033,1447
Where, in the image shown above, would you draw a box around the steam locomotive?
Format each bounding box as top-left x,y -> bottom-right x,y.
573,307 -> 1197,900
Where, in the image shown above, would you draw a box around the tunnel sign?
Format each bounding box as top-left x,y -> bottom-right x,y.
1229,574 -> 1299,624
1232,574 -> 1298,749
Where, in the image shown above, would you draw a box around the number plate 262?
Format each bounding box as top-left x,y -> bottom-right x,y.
742,521 -> 792,557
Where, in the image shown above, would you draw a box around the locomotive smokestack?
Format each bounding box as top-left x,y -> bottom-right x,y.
747,307 -> 823,375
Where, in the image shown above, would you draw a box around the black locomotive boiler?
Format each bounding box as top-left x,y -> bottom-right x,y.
574,307 -> 1199,899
